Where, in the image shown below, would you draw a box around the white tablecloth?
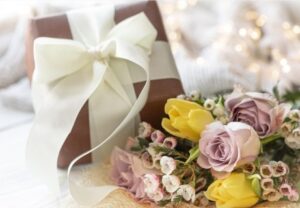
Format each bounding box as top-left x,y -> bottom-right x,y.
0,105 -> 61,208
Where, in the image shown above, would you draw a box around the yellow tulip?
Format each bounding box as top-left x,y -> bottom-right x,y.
205,173 -> 259,208
161,98 -> 214,142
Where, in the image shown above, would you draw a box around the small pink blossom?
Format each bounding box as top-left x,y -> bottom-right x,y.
138,122 -> 153,138
160,156 -> 176,175
270,161 -> 289,177
195,177 -> 207,192
280,122 -> 293,137
262,189 -> 282,202
194,192 -> 210,207
151,130 -> 165,143
143,174 -> 160,194
141,151 -> 154,169
260,164 -> 274,178
242,163 -> 256,174
163,137 -> 177,149
125,136 -> 138,151
288,109 -> 300,122
261,178 -> 274,191
288,189 -> 299,202
162,175 -> 181,193
279,183 -> 292,196
147,187 -> 164,202
177,184 -> 196,202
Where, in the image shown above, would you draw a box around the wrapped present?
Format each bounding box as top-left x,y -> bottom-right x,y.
25,1 -> 183,171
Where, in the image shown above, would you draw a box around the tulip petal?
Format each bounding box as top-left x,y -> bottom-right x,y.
165,98 -> 203,116
205,173 -> 259,208
223,197 -> 259,208
172,116 -> 199,141
188,109 -> 214,135
162,118 -> 186,138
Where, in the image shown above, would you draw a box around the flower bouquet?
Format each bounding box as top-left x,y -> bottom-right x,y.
110,86 -> 300,208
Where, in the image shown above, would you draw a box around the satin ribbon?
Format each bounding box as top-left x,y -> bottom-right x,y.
26,5 -> 157,205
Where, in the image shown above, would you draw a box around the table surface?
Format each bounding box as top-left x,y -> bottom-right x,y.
0,105 -> 58,208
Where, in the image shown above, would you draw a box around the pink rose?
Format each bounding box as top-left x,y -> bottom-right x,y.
225,87 -> 291,137
197,122 -> 260,178
111,147 -> 156,199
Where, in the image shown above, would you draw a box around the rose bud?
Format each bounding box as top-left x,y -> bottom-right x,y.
204,99 -> 215,111
288,189 -> 300,202
160,156 -> 176,175
288,109 -> 300,121
162,175 -> 181,193
279,183 -> 292,196
138,122 -> 153,138
261,178 -> 274,190
260,164 -> 274,178
151,130 -> 165,143
143,174 -> 160,194
262,189 -> 282,202
163,137 -> 177,149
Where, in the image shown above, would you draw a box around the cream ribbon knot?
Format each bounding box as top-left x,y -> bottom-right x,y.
26,6 -> 157,206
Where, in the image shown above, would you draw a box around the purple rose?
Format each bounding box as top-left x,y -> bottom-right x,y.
225,87 -> 291,137
197,122 -> 260,178
111,147 -> 156,199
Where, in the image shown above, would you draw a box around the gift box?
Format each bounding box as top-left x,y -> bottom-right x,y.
25,1 -> 184,169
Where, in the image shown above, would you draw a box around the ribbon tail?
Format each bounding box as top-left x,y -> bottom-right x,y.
68,63 -> 150,206
26,62 -> 107,193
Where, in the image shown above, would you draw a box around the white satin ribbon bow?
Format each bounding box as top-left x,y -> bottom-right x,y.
26,5 -> 157,205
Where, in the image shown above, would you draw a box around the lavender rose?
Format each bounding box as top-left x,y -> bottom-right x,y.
197,122 -> 260,178
111,147 -> 157,199
225,87 -> 291,137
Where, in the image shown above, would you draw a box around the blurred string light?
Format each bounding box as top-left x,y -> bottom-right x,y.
159,0 -> 199,53
159,0 -> 300,89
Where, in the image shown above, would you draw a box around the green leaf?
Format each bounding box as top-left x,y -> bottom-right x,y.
157,200 -> 170,206
185,146 -> 200,165
172,195 -> 183,203
130,146 -> 143,152
282,90 -> 300,103
248,174 -> 262,197
137,137 -> 150,148
272,85 -> 280,101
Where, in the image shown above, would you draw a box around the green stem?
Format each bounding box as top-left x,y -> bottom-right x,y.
261,134 -> 282,145
185,146 -> 200,165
